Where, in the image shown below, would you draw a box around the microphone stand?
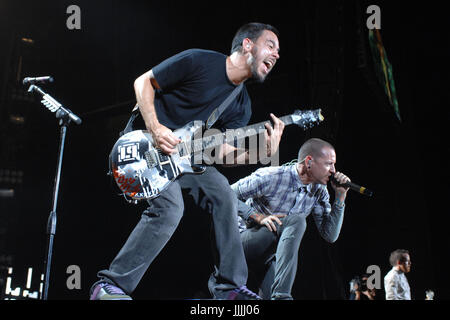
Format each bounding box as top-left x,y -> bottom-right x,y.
27,84 -> 82,300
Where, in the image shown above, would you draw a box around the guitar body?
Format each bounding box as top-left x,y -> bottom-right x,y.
109,121 -> 204,201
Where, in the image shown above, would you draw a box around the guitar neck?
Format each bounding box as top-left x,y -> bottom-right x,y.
192,114 -> 293,153
238,114 -> 293,133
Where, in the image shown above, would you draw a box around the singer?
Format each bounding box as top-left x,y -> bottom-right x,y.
232,138 -> 350,299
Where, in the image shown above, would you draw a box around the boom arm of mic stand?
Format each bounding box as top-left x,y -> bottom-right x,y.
28,84 -> 82,125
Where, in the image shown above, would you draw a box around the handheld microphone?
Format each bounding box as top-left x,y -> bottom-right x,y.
23,76 -> 54,85
330,174 -> 373,197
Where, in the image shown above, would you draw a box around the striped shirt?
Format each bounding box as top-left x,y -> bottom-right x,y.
232,164 -> 345,241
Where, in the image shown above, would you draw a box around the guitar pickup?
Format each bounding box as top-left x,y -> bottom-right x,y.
144,150 -> 159,168
177,141 -> 189,157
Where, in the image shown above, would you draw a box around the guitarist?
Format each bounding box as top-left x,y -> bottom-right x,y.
90,22 -> 284,300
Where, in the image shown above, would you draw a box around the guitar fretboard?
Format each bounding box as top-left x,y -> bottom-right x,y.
192,114 -> 294,153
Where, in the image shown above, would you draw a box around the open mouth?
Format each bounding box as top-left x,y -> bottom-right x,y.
263,60 -> 273,73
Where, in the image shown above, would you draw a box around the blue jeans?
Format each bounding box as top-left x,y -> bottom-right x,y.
93,166 -> 248,298
241,214 -> 307,300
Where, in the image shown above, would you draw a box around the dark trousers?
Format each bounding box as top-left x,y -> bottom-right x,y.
241,214 -> 307,300
94,166 -> 248,297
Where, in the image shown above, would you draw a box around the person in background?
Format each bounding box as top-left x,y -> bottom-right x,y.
384,249 -> 412,300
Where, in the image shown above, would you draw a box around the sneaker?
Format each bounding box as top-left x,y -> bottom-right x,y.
220,286 -> 262,300
90,282 -> 132,300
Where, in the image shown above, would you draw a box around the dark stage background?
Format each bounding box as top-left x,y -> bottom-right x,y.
0,0 -> 449,300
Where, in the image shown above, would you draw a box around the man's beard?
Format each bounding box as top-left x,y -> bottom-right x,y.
248,48 -> 267,83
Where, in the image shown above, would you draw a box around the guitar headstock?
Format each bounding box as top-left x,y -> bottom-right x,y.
291,109 -> 324,130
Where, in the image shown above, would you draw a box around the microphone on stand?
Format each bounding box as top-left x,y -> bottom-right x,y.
330,174 -> 373,197
26,80 -> 82,125
23,76 -> 54,85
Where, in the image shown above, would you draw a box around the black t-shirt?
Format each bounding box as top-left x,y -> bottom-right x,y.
151,49 -> 252,131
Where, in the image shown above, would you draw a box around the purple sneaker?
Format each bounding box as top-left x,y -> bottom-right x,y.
90,282 -> 132,300
221,286 -> 262,300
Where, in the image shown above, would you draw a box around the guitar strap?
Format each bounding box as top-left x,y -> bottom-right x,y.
120,83 -> 244,136
205,83 -> 244,129
119,104 -> 140,136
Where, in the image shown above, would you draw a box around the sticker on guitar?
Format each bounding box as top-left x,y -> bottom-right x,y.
113,168 -> 141,198
118,143 -> 140,163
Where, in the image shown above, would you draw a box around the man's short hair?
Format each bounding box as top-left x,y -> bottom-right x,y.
389,249 -> 409,267
297,138 -> 335,163
231,22 -> 280,54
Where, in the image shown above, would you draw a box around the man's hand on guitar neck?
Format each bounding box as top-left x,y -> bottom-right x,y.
264,113 -> 285,158
219,113 -> 285,166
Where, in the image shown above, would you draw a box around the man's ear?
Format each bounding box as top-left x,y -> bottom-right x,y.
242,38 -> 253,53
306,156 -> 313,169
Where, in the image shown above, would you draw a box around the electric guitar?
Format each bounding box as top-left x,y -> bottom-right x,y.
109,109 -> 324,202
